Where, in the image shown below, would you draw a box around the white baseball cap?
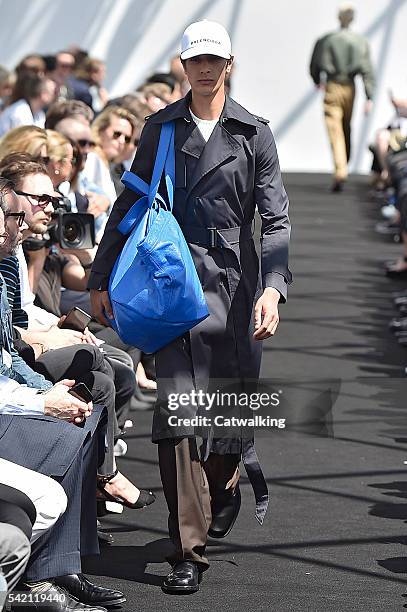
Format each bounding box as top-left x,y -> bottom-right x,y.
180,20 -> 232,61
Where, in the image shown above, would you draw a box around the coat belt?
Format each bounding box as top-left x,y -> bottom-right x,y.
182,223 -> 253,248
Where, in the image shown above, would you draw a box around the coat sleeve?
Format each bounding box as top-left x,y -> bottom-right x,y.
309,37 -> 323,85
359,37 -> 375,100
87,121 -> 161,290
255,124 -> 292,302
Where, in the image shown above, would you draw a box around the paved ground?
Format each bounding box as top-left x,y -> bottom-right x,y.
84,173 -> 407,612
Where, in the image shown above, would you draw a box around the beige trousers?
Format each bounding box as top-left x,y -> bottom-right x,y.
158,438 -> 240,569
323,81 -> 355,180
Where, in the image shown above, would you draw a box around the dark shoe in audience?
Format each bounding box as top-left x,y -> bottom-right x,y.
162,561 -> 202,594
208,484 -> 241,539
97,520 -> 114,545
54,574 -> 125,609
375,220 -> 400,236
11,582 -> 107,611
97,469 -> 156,509
390,318 -> 407,332
331,179 -> 345,193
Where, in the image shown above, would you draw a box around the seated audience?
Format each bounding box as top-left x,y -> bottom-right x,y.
0,195 -> 122,611
15,54 -> 46,78
88,106 -> 136,202
0,125 -> 48,161
45,129 -> 75,192
68,58 -> 108,114
0,66 -> 14,112
53,118 -> 110,235
0,74 -> 56,137
45,99 -> 94,130
0,169 -> 149,504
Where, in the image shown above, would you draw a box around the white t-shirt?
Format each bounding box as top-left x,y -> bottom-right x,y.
189,108 -> 219,142
81,152 -> 117,206
0,99 -> 45,138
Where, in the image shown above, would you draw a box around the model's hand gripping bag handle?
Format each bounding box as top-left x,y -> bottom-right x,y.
107,121 -> 209,353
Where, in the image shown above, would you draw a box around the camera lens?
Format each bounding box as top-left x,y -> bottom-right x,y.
63,219 -> 82,245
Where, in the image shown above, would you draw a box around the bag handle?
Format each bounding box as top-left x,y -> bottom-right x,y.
164,127 -> 175,211
148,121 -> 175,210
118,121 -> 175,235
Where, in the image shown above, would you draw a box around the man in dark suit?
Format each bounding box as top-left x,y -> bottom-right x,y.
0,181 -> 125,611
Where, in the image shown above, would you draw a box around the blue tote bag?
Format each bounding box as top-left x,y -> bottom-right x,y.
107,121 -> 209,353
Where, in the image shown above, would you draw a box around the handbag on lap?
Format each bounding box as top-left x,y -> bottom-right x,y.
107,121 -> 209,353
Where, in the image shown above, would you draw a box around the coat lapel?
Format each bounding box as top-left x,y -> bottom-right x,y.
180,120 -> 206,159
186,123 -> 241,197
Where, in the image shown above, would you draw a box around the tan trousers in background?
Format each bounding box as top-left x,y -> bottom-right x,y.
323,81 -> 355,181
158,438 -> 240,569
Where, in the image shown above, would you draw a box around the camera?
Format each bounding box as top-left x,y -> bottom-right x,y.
47,196 -> 95,250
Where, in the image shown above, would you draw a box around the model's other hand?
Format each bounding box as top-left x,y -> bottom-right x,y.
90,289 -> 113,327
253,288 -> 280,340
44,380 -> 92,423
364,100 -> 373,115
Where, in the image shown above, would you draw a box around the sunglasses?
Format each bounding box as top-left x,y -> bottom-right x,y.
15,190 -> 62,209
77,139 -> 95,148
112,131 -> 132,144
5,211 -> 25,227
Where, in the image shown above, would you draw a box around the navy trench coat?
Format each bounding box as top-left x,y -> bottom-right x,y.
88,92 -> 291,448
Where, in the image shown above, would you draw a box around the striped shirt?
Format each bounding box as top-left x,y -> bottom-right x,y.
0,256 -> 29,328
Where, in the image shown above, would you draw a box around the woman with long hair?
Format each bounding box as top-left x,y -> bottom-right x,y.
0,74 -> 55,137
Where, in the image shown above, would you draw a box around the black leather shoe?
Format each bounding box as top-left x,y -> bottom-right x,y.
10,582 -> 108,611
54,574 -> 125,608
162,561 -> 201,594
208,484 -> 241,539
331,179 -> 345,193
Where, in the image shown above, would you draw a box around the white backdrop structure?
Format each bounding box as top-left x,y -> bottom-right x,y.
0,0 -> 406,173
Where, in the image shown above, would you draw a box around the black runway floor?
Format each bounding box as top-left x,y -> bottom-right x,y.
84,173 -> 407,612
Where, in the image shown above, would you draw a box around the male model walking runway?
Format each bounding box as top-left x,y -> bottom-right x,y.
89,20 -> 291,593
310,3 -> 375,191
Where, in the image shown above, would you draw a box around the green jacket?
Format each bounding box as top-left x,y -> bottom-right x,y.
310,29 -> 375,99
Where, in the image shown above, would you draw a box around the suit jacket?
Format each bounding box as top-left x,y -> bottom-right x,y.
0,409 -> 102,477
